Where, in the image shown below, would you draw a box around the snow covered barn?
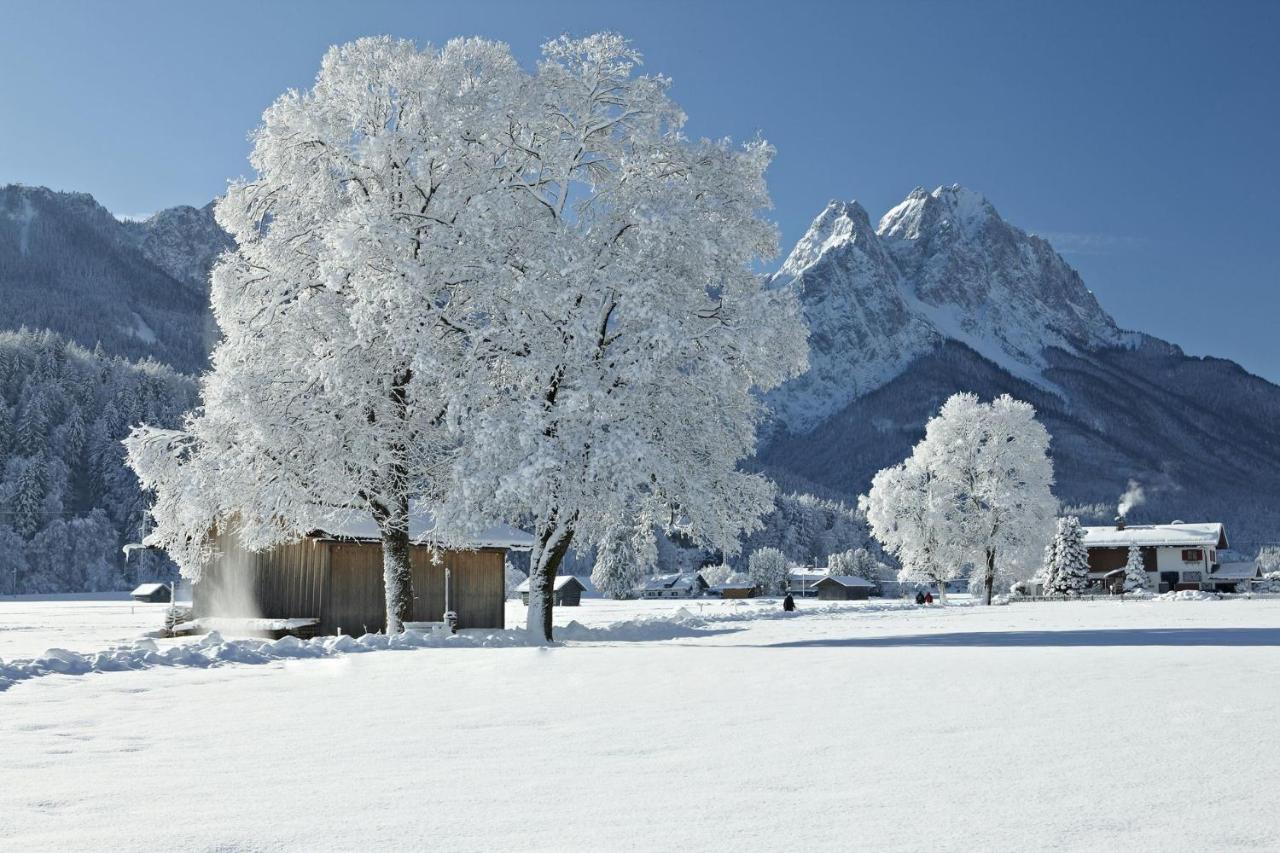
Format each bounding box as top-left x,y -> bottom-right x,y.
788,569 -> 828,598
515,575 -> 586,607
639,572 -> 709,598
1082,522 -> 1236,593
812,575 -> 875,600
194,512 -> 533,635
130,582 -> 172,603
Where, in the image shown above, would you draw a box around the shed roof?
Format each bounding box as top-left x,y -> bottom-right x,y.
814,575 -> 875,588
1213,561 -> 1262,581
130,583 -> 168,596
514,575 -> 586,593
1082,523 -> 1227,550
305,502 -> 534,551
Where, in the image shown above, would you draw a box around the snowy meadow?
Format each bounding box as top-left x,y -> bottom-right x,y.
3,594 -> 1278,852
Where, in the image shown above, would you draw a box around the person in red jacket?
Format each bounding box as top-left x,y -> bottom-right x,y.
924,591 -> 935,605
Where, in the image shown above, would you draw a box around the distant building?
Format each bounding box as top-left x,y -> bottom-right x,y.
1082,521 -> 1243,593
716,582 -> 760,599
640,572 -> 709,598
516,575 -> 587,607
130,582 -> 172,604
788,568 -> 828,598
812,575 -> 875,601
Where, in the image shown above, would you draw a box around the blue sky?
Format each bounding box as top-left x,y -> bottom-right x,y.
2,0 -> 1277,381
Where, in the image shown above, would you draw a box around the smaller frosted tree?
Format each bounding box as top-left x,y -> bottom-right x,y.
591,522 -> 656,600
1042,516 -> 1089,596
504,559 -> 526,601
1122,545 -> 1149,593
700,563 -> 733,588
748,547 -> 790,595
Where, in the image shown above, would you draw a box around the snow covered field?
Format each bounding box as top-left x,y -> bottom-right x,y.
3,595 -> 1278,852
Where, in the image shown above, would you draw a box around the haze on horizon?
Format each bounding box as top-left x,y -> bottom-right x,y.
2,0 -> 1276,381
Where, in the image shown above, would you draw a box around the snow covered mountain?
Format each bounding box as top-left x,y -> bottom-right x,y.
762,185 -> 1280,554
0,185 -> 228,374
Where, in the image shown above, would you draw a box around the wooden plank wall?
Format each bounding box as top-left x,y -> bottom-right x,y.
199,530 -> 506,635
194,528 -> 330,622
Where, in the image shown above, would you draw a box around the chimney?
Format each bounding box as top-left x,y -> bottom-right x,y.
1115,515 -> 1126,531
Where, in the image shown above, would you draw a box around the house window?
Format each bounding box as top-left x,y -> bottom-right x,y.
1181,549 -> 1204,562
1182,571 -> 1202,583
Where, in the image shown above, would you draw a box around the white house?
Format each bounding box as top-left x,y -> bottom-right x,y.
639,572 -> 709,599
1081,521 -> 1241,592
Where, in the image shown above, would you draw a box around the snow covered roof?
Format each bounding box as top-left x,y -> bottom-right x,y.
514,576 -> 585,593
305,502 -> 534,551
130,583 -> 168,596
1213,562 -> 1262,581
789,570 -> 828,585
1082,523 -> 1227,550
641,572 -> 705,591
815,575 -> 875,588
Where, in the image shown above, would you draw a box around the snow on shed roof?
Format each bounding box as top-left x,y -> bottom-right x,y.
1082,523 -> 1227,550
305,502 -> 534,551
131,583 -> 168,596
815,575 -> 875,588
1213,562 -> 1262,581
641,572 -> 704,590
514,575 -> 586,593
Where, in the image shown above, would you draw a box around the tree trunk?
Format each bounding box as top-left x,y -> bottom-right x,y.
936,578 -> 948,604
373,488 -> 414,634
984,547 -> 996,606
526,518 -> 575,642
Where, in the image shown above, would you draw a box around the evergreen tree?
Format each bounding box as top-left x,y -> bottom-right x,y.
1122,545 -> 1149,593
1042,516 -> 1090,596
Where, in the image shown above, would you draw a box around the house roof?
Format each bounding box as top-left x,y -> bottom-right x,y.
1213,561 -> 1262,581
1082,523 -> 1228,550
130,583 -> 168,596
641,572 -> 705,591
789,570 -> 828,586
716,583 -> 759,591
514,576 -> 586,593
814,575 -> 875,588
305,501 -> 535,551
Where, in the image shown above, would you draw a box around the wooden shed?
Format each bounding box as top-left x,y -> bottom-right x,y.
516,575 -> 587,607
813,575 -> 875,601
717,583 -> 759,599
130,582 -> 172,603
193,510 -> 533,636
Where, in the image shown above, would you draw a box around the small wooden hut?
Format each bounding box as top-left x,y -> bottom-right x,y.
130,582 -> 172,603
193,509 -> 532,635
717,583 -> 760,599
516,575 -> 587,607
813,575 -> 874,601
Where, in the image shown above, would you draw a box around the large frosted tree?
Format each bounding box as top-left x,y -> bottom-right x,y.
863,394 -> 1056,605
125,37 -> 533,632
1122,545 -> 1149,593
432,34 -> 808,640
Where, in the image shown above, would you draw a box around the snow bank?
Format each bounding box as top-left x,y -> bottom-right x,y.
0,608 -> 773,691
1158,590 -> 1220,602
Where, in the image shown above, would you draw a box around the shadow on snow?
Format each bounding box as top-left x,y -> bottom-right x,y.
760,628 -> 1280,648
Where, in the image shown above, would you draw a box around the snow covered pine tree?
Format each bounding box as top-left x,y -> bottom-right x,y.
1043,516 -> 1089,597
1122,544 -> 1149,593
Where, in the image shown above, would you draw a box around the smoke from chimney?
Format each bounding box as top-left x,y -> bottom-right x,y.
1117,480 -> 1145,519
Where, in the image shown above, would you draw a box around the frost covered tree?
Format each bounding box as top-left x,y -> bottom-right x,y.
125,37 -> 533,632
431,34 -> 808,639
748,547 -> 790,595
861,454 -> 961,603
1042,516 -> 1089,597
1122,545 -> 1149,593
700,563 -> 733,588
863,394 -> 1056,605
591,519 -> 656,599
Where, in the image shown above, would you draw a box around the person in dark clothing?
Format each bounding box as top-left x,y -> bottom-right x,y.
782,592 -> 796,612
924,592 -> 934,605
914,590 -> 926,605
